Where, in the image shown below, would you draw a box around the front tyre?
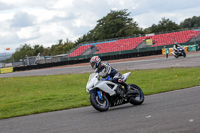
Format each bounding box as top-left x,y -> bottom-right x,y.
90,91 -> 110,112
129,84 -> 144,105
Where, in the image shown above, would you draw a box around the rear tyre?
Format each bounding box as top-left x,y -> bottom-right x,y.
90,91 -> 110,112
129,84 -> 144,105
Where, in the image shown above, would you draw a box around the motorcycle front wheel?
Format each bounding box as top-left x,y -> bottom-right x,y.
129,84 -> 144,105
90,91 -> 110,112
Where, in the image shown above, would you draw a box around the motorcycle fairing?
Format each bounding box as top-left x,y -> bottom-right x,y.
92,81 -> 118,96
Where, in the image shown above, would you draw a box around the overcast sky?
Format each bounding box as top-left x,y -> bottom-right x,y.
0,0 -> 200,53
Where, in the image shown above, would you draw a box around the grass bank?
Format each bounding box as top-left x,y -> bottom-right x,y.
0,67 -> 200,119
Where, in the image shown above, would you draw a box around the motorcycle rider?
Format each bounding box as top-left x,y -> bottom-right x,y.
90,56 -> 129,96
173,42 -> 182,55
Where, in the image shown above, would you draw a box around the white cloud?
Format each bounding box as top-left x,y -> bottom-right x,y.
17,26 -> 40,39
134,5 -> 200,28
51,0 -> 74,9
108,0 -> 139,10
0,11 -> 14,21
72,12 -> 97,28
0,0 -> 200,53
11,11 -> 35,27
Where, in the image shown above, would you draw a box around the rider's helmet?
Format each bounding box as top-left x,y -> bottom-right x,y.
90,56 -> 101,70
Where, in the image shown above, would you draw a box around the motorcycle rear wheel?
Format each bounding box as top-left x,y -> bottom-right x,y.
90,91 -> 110,112
129,84 -> 144,105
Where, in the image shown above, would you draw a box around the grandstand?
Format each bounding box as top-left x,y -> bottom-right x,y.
67,45 -> 91,57
149,30 -> 200,46
67,29 -> 200,57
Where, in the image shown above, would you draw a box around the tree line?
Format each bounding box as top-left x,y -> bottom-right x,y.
11,39 -> 74,62
8,9 -> 200,62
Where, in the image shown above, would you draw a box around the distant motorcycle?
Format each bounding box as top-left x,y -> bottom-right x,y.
86,72 -> 144,112
173,47 -> 186,58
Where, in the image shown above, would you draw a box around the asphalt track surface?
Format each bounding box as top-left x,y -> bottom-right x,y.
0,52 -> 200,133
0,86 -> 200,133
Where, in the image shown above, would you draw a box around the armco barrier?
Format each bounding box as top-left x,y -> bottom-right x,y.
0,67 -> 13,74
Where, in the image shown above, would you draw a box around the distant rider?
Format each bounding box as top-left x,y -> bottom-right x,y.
90,56 -> 129,95
173,42 -> 182,55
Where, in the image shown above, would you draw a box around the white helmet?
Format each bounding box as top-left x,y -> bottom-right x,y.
90,56 -> 101,70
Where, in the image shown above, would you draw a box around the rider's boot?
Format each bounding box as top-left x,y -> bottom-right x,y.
118,81 -> 131,97
120,81 -> 129,93
114,78 -> 130,97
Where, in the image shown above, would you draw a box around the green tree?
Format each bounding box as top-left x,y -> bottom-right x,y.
180,16 -> 200,28
33,45 -> 44,56
12,44 -> 33,61
46,39 -> 75,56
75,9 -> 143,45
146,18 -> 180,33
63,39 -> 74,53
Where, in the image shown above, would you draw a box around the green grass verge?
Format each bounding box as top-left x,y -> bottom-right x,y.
0,67 -> 200,119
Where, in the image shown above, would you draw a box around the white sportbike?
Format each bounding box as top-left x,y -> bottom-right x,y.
86,72 -> 144,112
